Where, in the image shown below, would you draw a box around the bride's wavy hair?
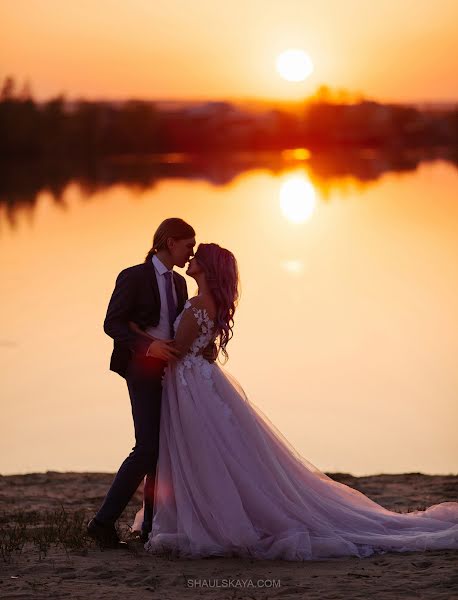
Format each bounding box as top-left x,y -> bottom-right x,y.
194,243 -> 240,362
144,218 -> 195,262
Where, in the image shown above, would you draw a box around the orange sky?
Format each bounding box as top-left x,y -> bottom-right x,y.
1,0 -> 457,103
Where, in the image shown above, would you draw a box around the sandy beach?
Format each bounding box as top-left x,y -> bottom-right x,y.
0,471 -> 457,599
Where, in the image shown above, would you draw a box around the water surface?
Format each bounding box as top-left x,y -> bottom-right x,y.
1,154 -> 457,476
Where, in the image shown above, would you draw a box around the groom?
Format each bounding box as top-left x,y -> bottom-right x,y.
88,218 -> 200,548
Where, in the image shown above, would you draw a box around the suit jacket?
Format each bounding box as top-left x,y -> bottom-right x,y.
103,261 -> 188,378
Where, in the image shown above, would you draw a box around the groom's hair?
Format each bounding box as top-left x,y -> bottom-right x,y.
144,218 -> 195,262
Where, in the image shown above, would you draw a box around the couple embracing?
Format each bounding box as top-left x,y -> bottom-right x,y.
88,218 -> 458,561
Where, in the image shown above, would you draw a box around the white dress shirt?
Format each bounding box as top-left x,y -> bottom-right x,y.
145,255 -> 178,340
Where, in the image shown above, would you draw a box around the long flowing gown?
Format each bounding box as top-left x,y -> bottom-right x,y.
132,300 -> 458,561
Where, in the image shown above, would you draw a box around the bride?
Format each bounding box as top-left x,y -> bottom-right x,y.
131,242 -> 458,561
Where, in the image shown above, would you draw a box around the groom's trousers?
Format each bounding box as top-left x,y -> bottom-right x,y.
95,354 -> 166,536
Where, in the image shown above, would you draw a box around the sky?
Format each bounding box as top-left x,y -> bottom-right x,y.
1,0 -> 457,103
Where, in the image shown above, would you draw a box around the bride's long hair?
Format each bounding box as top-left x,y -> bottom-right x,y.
194,243 -> 239,362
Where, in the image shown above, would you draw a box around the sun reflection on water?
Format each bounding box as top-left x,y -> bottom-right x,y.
280,175 -> 316,223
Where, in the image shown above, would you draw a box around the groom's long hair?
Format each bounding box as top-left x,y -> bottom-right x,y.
144,218 -> 195,262
194,243 -> 240,362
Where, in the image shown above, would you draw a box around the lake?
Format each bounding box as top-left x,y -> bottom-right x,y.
1,150 -> 457,476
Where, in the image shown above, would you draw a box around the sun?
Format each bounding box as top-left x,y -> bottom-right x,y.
276,49 -> 314,82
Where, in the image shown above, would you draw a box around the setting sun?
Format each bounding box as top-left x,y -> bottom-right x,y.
276,49 -> 314,82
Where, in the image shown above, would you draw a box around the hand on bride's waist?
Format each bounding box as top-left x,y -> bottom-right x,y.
201,341 -> 218,363
146,339 -> 180,361
128,320 -> 179,361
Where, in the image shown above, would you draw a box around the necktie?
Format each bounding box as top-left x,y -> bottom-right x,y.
164,271 -> 177,339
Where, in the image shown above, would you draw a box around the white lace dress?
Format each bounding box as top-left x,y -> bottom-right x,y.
133,300 -> 458,561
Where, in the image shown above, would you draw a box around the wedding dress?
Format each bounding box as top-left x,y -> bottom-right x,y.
132,300 -> 458,561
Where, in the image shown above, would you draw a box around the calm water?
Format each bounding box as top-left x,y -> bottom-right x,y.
1,154 -> 457,476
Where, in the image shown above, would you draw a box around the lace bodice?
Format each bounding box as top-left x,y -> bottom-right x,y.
172,299 -> 216,386
173,299 -> 215,357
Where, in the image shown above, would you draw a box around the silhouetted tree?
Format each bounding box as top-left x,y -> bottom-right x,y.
1,76 -> 16,100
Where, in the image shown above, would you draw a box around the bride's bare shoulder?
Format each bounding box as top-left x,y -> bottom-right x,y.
188,294 -> 216,320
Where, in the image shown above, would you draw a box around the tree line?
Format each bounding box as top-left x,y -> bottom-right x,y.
1,77 -> 456,158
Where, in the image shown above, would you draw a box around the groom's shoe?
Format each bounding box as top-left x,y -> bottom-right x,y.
140,529 -> 150,543
86,517 -> 128,549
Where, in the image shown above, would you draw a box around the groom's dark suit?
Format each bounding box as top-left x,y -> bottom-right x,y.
96,259 -> 188,536
105,260 -> 188,378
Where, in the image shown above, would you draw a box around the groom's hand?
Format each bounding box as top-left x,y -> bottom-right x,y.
146,340 -> 180,361
202,342 -> 218,363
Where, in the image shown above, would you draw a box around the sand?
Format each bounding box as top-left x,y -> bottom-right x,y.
0,472 -> 457,599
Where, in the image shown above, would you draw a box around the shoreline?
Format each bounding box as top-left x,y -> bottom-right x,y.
1,472 -> 457,599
